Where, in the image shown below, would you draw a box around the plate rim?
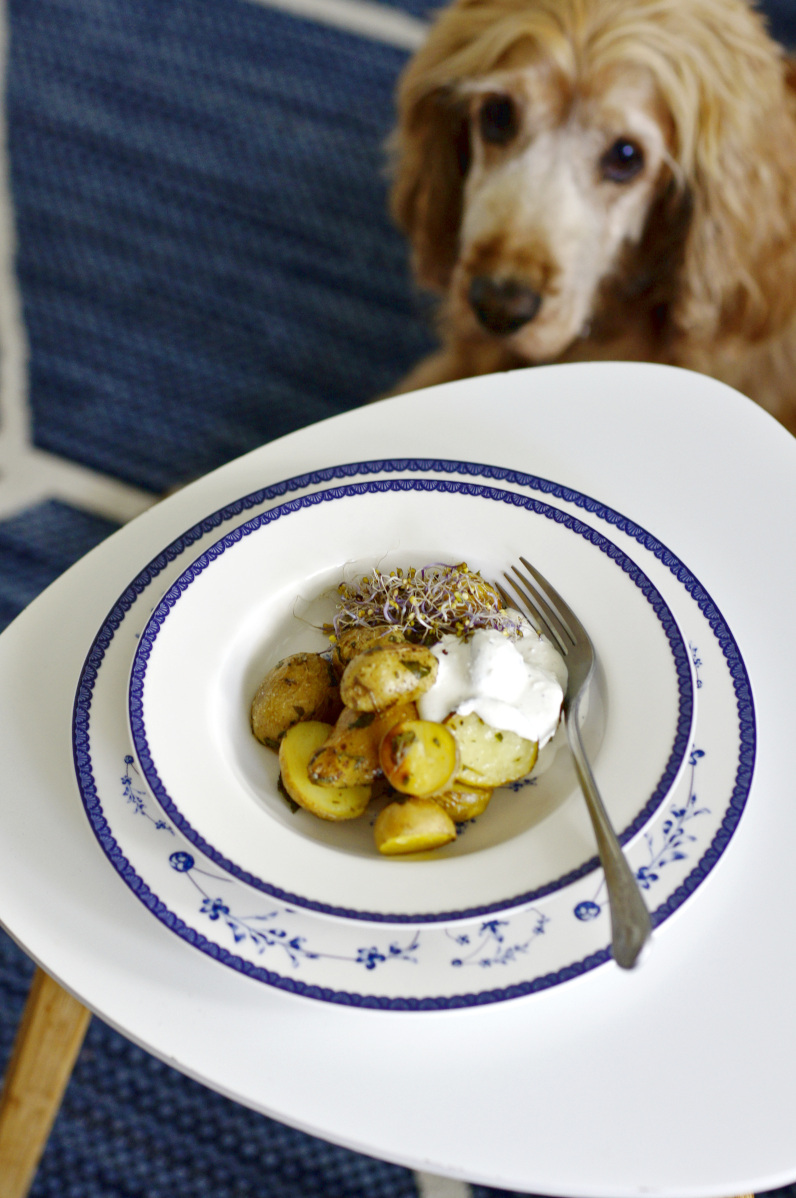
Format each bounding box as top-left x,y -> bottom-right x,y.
72,457 -> 755,1010
126,474 -> 696,923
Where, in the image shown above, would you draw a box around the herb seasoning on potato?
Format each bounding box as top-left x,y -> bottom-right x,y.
249,563 -> 566,855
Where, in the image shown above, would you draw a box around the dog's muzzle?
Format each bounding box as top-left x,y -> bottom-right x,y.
468,276 -> 542,336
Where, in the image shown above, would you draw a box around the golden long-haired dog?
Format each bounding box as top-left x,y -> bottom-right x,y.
388,0 -> 796,435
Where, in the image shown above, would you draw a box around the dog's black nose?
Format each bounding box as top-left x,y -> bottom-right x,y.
468,276 -> 542,335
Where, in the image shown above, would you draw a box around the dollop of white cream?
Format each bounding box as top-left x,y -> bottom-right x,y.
417,623 -> 567,748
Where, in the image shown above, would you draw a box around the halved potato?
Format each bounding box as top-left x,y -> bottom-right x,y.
251,653 -> 341,749
373,797 -> 457,855
330,624 -> 406,678
432,784 -> 493,823
278,721 -> 370,820
307,700 -> 418,788
340,644 -> 438,712
445,712 -> 538,788
379,719 -> 459,796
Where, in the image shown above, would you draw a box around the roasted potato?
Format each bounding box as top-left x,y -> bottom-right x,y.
373,796 -> 457,855
278,721 -> 371,820
340,643 -> 438,712
251,652 -> 341,749
330,624 -> 406,678
307,700 -> 418,788
432,784 -> 493,823
445,712 -> 538,788
379,719 -> 459,796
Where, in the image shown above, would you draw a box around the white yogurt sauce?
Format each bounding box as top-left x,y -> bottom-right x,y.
417,623 -> 567,748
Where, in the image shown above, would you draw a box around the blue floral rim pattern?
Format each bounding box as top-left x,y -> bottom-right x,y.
127,477 -> 694,923
72,459 -> 756,1009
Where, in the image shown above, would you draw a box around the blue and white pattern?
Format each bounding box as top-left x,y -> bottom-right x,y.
116,749 -> 554,984
690,642 -> 705,688
574,746 -> 709,921
73,458 -> 755,1009
126,473 -> 695,923
122,756 -> 174,834
167,845 -> 424,972
445,915 -> 549,968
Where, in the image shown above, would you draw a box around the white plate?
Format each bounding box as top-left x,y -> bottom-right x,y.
127,478 -> 694,923
74,458 -> 753,1008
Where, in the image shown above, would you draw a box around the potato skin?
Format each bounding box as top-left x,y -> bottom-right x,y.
432,785 -> 493,823
307,700 -> 418,788
340,644 -> 438,712
330,625 -> 406,678
445,712 -> 538,788
251,652 -> 341,749
373,797 -> 457,855
278,721 -> 371,820
379,719 -> 458,797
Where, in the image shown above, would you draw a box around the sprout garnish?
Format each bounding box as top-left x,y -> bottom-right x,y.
332,563 -> 522,643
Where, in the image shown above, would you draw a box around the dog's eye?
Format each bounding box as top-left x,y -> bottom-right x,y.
478,95 -> 518,146
600,138 -> 644,182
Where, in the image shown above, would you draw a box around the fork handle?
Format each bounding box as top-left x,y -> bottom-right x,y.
565,707 -> 652,969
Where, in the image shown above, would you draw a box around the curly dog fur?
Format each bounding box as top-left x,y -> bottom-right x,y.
389,0 -> 796,434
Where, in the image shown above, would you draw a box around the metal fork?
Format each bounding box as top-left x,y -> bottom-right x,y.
498,556 -> 652,970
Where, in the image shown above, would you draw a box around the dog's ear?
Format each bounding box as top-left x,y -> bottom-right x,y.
673,53 -> 796,344
628,173 -> 693,306
389,83 -> 470,292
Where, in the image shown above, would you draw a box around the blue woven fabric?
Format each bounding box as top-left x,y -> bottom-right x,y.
8,0 -> 435,492
0,500 -> 119,634
761,0 -> 796,45
0,930 -> 420,1198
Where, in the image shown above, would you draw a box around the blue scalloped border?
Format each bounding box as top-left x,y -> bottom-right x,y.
128,478 -> 694,923
72,459 -> 755,1009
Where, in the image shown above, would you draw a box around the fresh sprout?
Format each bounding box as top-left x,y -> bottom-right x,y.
331,563 -> 524,644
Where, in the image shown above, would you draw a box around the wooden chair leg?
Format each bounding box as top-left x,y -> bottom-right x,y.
0,967 -> 91,1198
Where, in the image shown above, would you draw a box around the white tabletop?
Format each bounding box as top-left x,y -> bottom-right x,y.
2,362 -> 795,1197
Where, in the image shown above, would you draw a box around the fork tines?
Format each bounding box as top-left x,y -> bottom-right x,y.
498,557 -> 575,656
